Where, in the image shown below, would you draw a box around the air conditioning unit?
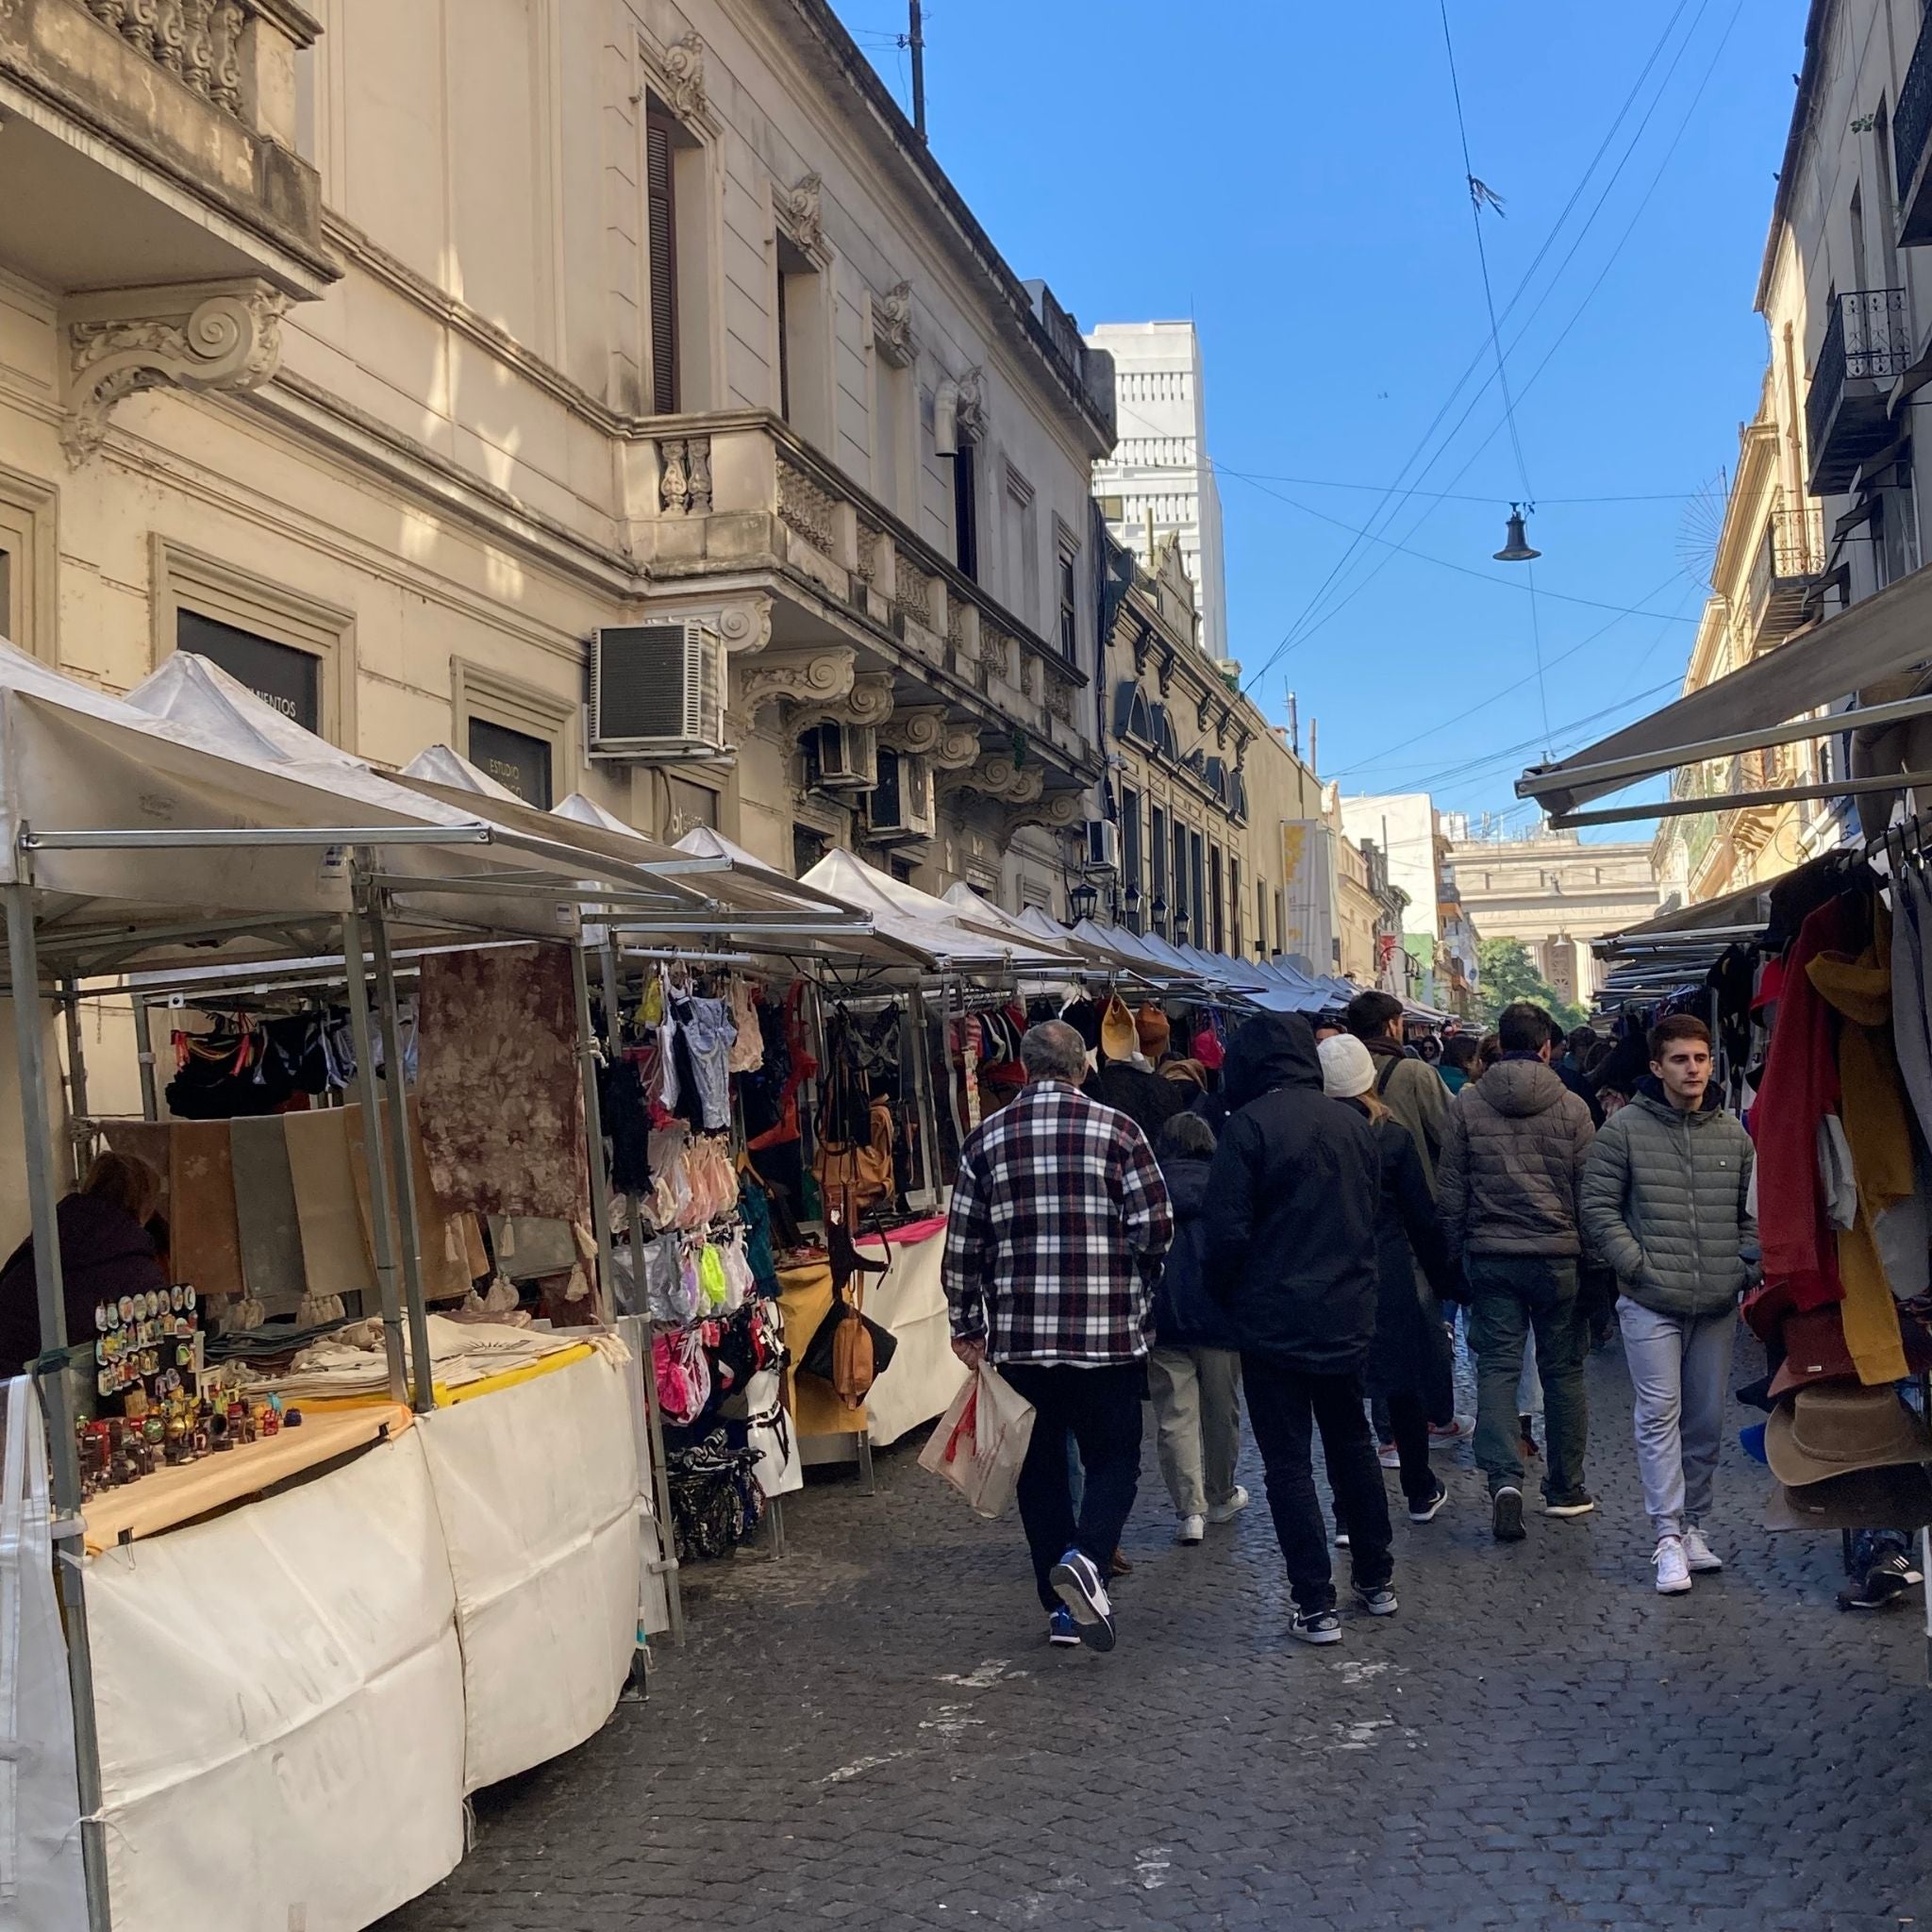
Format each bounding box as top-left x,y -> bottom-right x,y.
868,748 -> 936,841
589,621 -> 724,758
811,721 -> 879,791
1083,818 -> 1122,874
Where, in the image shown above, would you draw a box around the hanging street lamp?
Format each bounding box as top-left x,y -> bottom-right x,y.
1493,503 -> 1541,562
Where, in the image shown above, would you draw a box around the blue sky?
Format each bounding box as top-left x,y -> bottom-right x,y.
835,0 -> 1808,840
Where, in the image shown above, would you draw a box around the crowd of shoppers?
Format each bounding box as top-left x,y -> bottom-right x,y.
941,994 -> 1760,1651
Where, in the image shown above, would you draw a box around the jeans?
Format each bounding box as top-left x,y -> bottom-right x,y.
1148,1345 -> 1243,1517
1466,1256 -> 1589,1504
1617,1297 -> 1737,1540
1243,1355 -> 1392,1613
1002,1362 -> 1144,1612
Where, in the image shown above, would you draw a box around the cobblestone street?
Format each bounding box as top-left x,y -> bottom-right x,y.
385,1341 -> 1932,1931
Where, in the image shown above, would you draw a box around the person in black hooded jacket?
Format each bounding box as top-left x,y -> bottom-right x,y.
1204,1011 -> 1392,1643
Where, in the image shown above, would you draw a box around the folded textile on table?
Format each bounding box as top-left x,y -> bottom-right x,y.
256,1312 -> 604,1401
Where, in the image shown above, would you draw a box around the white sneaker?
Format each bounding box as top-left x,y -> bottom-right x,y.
1208,1485 -> 1251,1524
1175,1514 -> 1206,1545
1654,1536 -> 1692,1594
1376,1441 -> 1402,1470
1683,1526 -> 1724,1574
1428,1414 -> 1475,1445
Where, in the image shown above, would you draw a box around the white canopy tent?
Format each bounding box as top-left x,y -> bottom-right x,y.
800,849 -> 1068,974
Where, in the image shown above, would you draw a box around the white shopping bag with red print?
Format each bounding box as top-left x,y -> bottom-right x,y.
919,1364 -> 1035,1519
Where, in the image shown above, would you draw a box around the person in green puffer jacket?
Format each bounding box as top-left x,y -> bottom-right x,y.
1580,1013 -> 1757,1598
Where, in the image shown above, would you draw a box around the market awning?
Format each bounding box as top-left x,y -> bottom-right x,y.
1517,569 -> 1932,816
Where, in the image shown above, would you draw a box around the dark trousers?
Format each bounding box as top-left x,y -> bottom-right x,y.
1337,1391 -> 1434,1532
1243,1355 -> 1392,1614
1466,1255 -> 1589,1504
1001,1361 -> 1144,1613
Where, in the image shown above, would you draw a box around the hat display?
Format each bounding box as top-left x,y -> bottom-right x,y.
1318,1033 -> 1376,1100
1768,1304 -> 1932,1399
1764,1381 -> 1932,1488
1763,1461 -> 1932,1533
1136,1003 -> 1172,1059
1099,993 -> 1137,1063
1192,1027 -> 1225,1073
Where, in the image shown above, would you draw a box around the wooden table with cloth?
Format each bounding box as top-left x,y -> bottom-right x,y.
776,1217 -> 962,1450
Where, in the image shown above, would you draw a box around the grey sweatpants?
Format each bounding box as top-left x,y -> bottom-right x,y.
1148,1345 -> 1243,1518
1617,1297 -> 1738,1541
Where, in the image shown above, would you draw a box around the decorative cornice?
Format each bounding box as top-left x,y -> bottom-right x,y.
874,280 -> 914,367
659,30 -> 707,122
954,366 -> 985,440
735,645 -> 855,726
716,594 -> 773,652
996,791 -> 1083,853
791,669 -> 895,735
62,280 -> 286,463
880,706 -> 979,769
941,743 -> 1041,806
775,172 -> 824,252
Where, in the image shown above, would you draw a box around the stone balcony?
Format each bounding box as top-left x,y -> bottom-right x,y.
0,0 -> 335,302
630,410 -> 1098,797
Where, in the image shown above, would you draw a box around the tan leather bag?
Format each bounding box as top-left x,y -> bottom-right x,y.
830,1286 -> 877,1408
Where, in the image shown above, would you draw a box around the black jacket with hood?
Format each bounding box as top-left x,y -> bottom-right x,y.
1204,1012 -> 1380,1374
1152,1154 -> 1240,1352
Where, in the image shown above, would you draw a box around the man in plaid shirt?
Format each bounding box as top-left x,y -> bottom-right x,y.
943,1019 -> 1173,1651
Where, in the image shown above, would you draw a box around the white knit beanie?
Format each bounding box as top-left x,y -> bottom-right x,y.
1319,1032 -> 1376,1099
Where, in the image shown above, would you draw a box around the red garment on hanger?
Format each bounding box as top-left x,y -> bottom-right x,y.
1752,895 -> 1848,1314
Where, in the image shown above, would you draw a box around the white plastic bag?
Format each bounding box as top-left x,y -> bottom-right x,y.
918,1364 -> 1035,1519
0,1376 -> 88,1931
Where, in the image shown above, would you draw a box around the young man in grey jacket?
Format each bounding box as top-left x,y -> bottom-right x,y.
1580,1013 -> 1756,1595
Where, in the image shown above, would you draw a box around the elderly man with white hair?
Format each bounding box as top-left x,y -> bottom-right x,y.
942,1018 -> 1173,1652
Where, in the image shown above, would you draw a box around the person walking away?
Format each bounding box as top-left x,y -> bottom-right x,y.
1554,1023 -> 1606,1128
1439,1001 -> 1597,1541
1441,1034 -> 1481,1095
1346,991 -> 1449,1193
1148,1113 -> 1249,1544
942,1021 -> 1173,1651
1205,1012 -> 1391,1643
1319,1035 -> 1458,1531
1580,1014 -> 1755,1594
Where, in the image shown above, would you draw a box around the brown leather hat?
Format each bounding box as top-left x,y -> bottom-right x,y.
1099,993 -> 1136,1063
1765,1381 -> 1932,1488
1763,1462 -> 1932,1533
1769,1305 -> 1932,1399
1136,1003 -> 1171,1058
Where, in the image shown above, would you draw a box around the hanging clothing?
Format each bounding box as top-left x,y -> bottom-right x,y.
726,978 -> 764,1074
283,1107 -> 379,1305
601,1057 -> 652,1196
169,1118 -> 245,1299
415,945 -> 588,1224
1891,864 -> 1932,1150
1751,895 -> 1849,1314
1806,911 -> 1912,1384
229,1115 -> 305,1304
674,995 -> 735,1132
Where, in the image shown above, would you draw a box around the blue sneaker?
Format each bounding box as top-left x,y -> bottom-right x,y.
1046,1606 -> 1081,1646
1049,1547 -> 1117,1652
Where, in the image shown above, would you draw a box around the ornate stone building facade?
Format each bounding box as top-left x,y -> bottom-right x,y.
1100,536 -> 1324,959
0,0 -> 1113,908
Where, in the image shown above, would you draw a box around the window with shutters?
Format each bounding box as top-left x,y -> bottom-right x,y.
646,108 -> 681,414
1257,875 -> 1268,955
1121,786 -> 1141,921
1149,804 -> 1168,933
1190,827 -> 1206,939
1057,539 -> 1078,660
1230,856 -> 1242,956
1208,841 -> 1224,954
775,232 -> 829,444
953,441 -> 978,580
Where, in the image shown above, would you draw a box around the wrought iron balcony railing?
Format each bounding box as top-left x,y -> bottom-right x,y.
1807,289 -> 1910,494
1899,16 -> 1932,247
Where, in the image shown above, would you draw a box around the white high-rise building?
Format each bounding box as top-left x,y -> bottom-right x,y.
1086,321 -> 1229,662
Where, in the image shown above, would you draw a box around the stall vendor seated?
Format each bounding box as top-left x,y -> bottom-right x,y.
0,1151 -> 168,1375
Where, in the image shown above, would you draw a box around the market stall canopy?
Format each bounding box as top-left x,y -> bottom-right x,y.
938,883 -> 1088,968
801,850 -> 1062,973
0,642 -> 539,970
402,742 -> 525,803
119,657 -> 660,944
1517,570 -> 1932,817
